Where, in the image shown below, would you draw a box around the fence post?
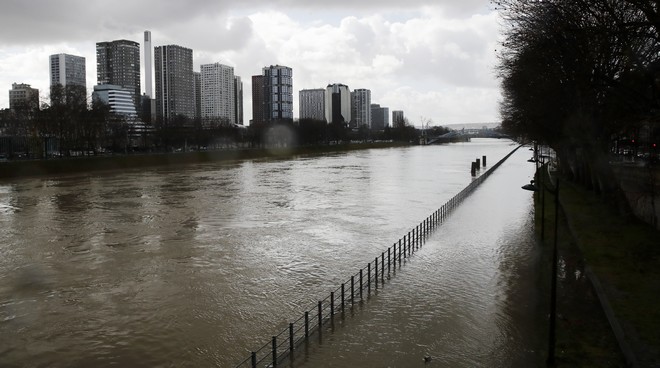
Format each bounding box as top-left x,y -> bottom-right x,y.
367,263 -> 371,294
305,311 -> 309,338
483,155 -> 487,166
388,247 -> 391,273
272,336 -> 277,368
341,283 -> 345,313
251,352 -> 257,368
351,276 -> 355,305
381,252 -> 385,281
289,323 -> 294,353
359,270 -> 363,299
318,301 -> 322,328
375,257 -> 378,288
330,292 -> 334,318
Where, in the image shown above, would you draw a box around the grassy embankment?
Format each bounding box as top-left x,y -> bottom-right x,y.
0,142 -> 409,180
536,167 -> 660,367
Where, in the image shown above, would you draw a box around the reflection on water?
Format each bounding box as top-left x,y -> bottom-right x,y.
0,140 -> 541,367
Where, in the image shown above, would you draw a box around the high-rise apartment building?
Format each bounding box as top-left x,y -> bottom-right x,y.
9,83 -> 39,111
234,76 -> 243,125
392,110 -> 405,126
193,71 -> 201,119
154,45 -> 194,121
325,84 -> 351,124
96,39 -> 141,109
351,88 -> 371,128
252,65 -> 293,123
299,89 -> 325,121
264,65 -> 293,121
251,75 -> 266,124
200,62 -> 235,124
370,104 -> 389,130
50,53 -> 86,88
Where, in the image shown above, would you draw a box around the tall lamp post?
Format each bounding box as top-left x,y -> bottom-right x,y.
523,153 -> 560,366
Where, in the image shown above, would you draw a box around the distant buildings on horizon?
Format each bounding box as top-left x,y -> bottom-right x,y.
7,30 -> 405,129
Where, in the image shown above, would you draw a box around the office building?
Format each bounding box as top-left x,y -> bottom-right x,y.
325,83 -> 351,124
92,84 -> 138,119
96,39 -> 141,109
9,83 -> 39,111
299,89 -> 325,121
371,104 -> 390,130
154,45 -> 194,121
200,62 -> 235,124
351,88 -> 371,128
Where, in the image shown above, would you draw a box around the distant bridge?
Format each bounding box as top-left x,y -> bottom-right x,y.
426,129 -> 509,145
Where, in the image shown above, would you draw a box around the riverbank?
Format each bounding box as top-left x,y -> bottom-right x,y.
0,142 -> 409,180
537,168 -> 660,367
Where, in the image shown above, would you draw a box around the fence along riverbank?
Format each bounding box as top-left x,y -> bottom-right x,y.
236,145 -> 522,368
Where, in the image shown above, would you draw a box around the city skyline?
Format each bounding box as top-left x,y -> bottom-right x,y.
0,0 -> 502,126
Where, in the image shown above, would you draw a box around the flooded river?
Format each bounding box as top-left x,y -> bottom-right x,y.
0,139 -> 543,367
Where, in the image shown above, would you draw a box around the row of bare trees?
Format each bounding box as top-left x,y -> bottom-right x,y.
497,0 -> 660,196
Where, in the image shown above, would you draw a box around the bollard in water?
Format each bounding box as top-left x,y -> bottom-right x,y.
476,158 -> 481,169
471,161 -> 476,176
251,352 -> 257,368
381,252 -> 385,281
483,155 -> 486,167
318,301 -> 322,328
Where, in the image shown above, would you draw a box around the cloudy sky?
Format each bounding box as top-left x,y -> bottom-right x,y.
0,0 -> 502,127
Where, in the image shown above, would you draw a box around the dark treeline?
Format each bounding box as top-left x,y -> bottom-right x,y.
0,85 -> 434,159
497,0 -> 660,200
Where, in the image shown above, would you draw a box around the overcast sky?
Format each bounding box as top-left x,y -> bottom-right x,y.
0,0 -> 502,127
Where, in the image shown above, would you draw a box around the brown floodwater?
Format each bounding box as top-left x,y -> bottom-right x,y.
0,139 -> 543,367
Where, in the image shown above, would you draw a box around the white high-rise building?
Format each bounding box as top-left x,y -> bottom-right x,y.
49,53 -> 86,88
351,88 -> 371,128
325,84 -> 351,124
200,62 -> 235,124
299,89 -> 325,121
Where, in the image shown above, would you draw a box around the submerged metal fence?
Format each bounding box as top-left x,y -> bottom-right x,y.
236,146 -> 521,368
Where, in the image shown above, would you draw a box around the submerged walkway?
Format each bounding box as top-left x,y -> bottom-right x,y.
261,146 -> 548,367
